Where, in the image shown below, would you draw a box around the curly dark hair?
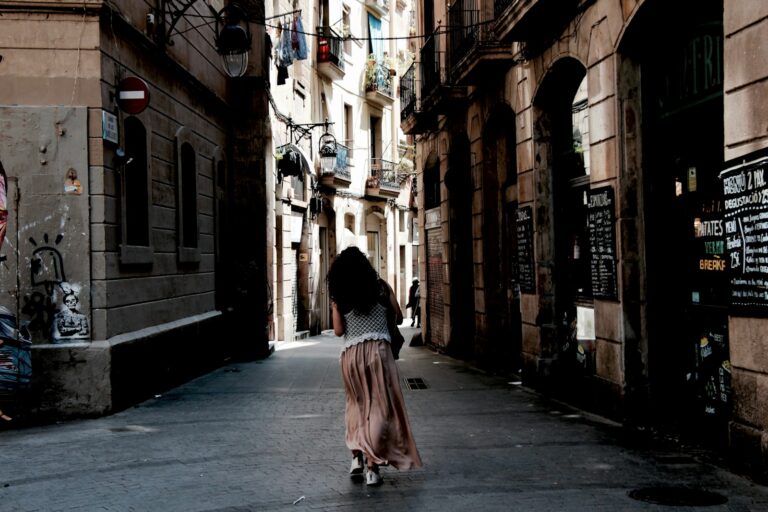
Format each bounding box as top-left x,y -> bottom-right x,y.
327,246 -> 380,315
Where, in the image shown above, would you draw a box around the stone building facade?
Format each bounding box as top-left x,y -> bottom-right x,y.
0,0 -> 270,418
403,0 -> 768,479
266,0 -> 417,341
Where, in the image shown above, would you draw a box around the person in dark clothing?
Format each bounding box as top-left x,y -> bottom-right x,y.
406,278 -> 421,327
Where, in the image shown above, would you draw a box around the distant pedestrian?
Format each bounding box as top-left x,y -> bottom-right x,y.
327,246 -> 422,486
406,278 -> 421,327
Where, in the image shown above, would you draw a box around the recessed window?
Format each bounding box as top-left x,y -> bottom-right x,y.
124,118 -> 150,246
343,6 -> 352,55
344,103 -> 353,157
175,127 -> 200,263
120,116 -> 153,265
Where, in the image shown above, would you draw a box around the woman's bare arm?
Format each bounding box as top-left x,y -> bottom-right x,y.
331,301 -> 345,337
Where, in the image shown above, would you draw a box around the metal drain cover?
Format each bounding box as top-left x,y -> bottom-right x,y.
628,487 -> 727,506
404,377 -> 428,390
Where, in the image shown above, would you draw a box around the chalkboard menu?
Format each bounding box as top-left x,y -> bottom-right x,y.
516,206 -> 536,294
587,186 -> 618,300
721,156 -> 768,311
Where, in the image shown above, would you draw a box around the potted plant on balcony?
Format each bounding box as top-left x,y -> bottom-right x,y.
365,53 -> 391,93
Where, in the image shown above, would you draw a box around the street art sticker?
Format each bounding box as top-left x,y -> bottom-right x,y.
51,286 -> 89,342
63,168 -> 82,195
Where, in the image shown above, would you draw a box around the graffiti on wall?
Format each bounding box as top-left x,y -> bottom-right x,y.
22,233 -> 89,343
0,166 -> 7,253
0,306 -> 31,422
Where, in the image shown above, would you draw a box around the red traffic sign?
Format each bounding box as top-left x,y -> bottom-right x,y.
117,77 -> 150,115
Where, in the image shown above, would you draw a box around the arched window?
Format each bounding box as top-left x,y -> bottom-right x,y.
180,143 -> 198,249
175,127 -> 200,263
120,116 -> 153,264
124,117 -> 150,247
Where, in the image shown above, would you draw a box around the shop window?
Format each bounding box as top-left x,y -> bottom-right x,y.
175,127 -> 200,263
120,116 -> 153,265
563,76 -> 592,301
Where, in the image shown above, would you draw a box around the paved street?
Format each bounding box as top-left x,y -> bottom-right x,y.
1,329 -> 767,512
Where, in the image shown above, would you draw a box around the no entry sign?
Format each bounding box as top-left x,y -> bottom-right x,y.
117,77 -> 150,115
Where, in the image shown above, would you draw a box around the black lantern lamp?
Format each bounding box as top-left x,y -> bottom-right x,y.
214,4 -> 252,78
318,121 -> 338,171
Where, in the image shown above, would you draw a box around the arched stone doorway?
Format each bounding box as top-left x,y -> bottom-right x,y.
532,57 -> 593,396
618,0 -> 726,441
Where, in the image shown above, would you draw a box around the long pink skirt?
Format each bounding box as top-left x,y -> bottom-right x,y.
340,339 -> 423,470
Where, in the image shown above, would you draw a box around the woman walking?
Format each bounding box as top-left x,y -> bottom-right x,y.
328,246 -> 422,486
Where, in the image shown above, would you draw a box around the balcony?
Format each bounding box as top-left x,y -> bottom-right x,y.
366,159 -> 400,198
316,27 -> 345,81
495,0 -> 585,49
364,58 -> 395,107
448,0 -> 516,85
399,63 -> 436,134
365,0 -> 390,17
419,28 -> 467,117
319,143 -> 353,189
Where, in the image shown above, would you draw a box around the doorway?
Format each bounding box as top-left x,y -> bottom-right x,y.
623,0 -> 728,441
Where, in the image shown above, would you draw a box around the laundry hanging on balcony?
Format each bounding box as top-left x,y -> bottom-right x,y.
292,15 -> 308,60
274,13 -> 308,85
276,144 -> 311,184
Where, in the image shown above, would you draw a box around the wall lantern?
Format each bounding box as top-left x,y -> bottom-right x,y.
318,124 -> 338,170
282,118 -> 337,172
214,4 -> 252,78
156,1 -> 252,78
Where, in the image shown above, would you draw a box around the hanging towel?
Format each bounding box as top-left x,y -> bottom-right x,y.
293,15 -> 308,60
278,18 -> 294,67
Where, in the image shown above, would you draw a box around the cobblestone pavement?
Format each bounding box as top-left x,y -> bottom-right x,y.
1,329 -> 768,512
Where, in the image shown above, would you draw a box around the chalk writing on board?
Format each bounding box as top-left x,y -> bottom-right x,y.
587,186 -> 618,300
516,206 -> 535,294
721,157 -> 768,310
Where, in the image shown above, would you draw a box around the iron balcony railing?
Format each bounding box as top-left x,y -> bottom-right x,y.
419,28 -> 447,101
316,26 -> 345,71
364,58 -> 394,97
368,159 -> 399,189
448,0 -> 495,68
400,62 -> 417,121
449,0 -> 479,67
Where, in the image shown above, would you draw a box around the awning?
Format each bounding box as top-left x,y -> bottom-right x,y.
276,143 -> 313,183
